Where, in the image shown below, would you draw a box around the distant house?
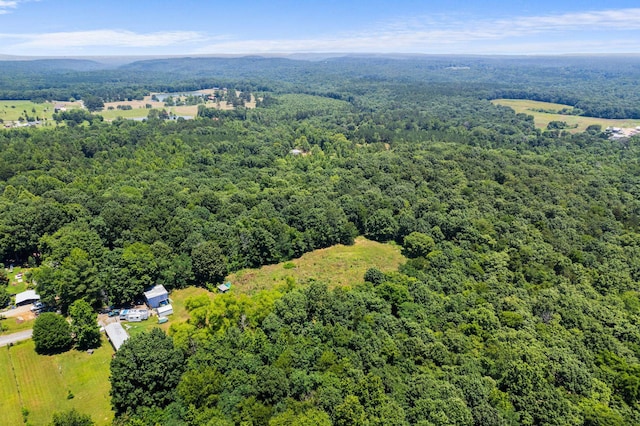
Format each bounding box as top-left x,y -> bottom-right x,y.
290,149 -> 303,156
104,322 -> 129,351
15,290 -> 40,306
144,285 -> 169,308
157,304 -> 173,317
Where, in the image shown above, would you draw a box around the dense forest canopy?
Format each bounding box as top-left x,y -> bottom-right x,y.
1,55 -> 640,425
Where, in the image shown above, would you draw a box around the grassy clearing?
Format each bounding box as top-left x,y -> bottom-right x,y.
227,237 -> 405,294
6,266 -> 31,295
492,99 -> 640,133
0,100 -> 81,124
0,338 -> 113,425
0,316 -> 35,334
124,286 -> 214,337
99,105 -> 199,121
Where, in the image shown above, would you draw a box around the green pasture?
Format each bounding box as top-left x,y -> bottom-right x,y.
99,105 -> 199,121
0,338 -> 113,425
99,107 -> 152,120
0,100 -> 80,124
492,99 -> 640,132
227,236 -> 406,294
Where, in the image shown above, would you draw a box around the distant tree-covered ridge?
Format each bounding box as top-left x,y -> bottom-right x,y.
2,55 -> 640,118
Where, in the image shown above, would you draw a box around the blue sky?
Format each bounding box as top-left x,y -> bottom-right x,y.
1,1 -> 640,56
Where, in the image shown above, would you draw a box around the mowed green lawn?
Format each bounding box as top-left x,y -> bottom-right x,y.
227,236 -> 406,294
492,99 -> 640,132
0,338 -> 113,425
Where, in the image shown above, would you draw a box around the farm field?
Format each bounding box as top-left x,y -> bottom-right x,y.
227,236 -> 406,294
492,99 -> 640,132
100,90 -> 255,121
99,104 -> 200,121
0,338 -> 113,425
0,100 -> 81,125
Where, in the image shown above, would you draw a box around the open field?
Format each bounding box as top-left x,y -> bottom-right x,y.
100,90 -> 255,121
6,266 -> 30,295
492,99 -> 640,133
0,100 -> 81,125
227,237 -> 406,294
0,338 -> 113,425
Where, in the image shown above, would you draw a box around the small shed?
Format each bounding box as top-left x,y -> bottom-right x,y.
15,290 -> 40,306
157,304 -> 173,317
104,322 -> 129,351
144,285 -> 169,308
217,282 -> 231,293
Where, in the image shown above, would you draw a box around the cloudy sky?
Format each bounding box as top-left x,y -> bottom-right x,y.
1,0 -> 640,56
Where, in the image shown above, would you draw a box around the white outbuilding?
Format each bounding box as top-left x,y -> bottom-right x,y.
104,322 -> 129,351
157,304 -> 174,318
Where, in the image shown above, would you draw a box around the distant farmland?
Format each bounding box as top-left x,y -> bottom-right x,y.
492,99 -> 640,132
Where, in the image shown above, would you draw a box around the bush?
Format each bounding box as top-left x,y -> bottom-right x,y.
364,268 -> 385,285
50,408 -> 94,426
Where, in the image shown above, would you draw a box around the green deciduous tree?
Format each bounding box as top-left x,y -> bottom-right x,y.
191,241 -> 228,285
110,328 -> 184,416
69,299 -> 100,350
402,232 -> 435,258
33,312 -> 73,354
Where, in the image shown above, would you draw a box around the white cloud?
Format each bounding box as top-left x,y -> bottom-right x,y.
0,1 -> 17,12
1,7 -> 640,55
193,8 -> 640,55
0,0 -> 29,15
0,29 -> 207,53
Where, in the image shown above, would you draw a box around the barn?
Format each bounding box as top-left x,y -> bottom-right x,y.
143,285 -> 169,308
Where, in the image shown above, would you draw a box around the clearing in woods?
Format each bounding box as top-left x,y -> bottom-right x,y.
227,237 -> 406,294
492,99 -> 640,132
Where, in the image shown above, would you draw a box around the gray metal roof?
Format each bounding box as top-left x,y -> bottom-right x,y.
104,322 -> 129,351
15,290 -> 40,305
143,285 -> 168,300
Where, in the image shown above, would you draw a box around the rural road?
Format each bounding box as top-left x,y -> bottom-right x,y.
0,329 -> 33,347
